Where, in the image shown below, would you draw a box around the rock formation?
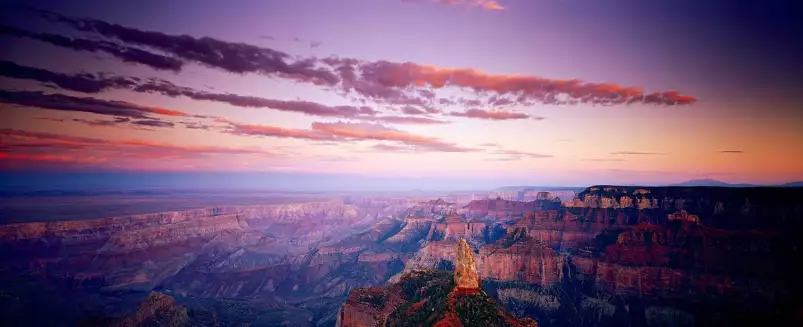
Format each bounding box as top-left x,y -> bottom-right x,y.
338,268 -> 538,327
454,238 -> 480,291
106,292 -> 187,327
459,198 -> 539,220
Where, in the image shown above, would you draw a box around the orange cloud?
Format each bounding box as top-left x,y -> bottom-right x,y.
0,129 -> 278,164
473,0 -> 504,11
421,0 -> 504,11
311,121 -> 475,152
216,120 -> 473,152
224,122 -> 335,141
350,61 -> 697,106
311,122 -> 437,144
142,106 -> 190,117
0,152 -> 109,163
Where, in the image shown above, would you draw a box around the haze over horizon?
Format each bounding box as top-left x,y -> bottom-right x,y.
1,171 -> 799,193
2,0 -> 802,189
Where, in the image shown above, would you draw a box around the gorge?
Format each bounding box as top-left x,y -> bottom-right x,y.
1,186 -> 801,326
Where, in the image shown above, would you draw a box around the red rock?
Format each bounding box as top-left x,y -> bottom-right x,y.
477,230 -> 564,286
454,238 -> 480,291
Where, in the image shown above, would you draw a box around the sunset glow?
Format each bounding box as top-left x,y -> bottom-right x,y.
1,0 -> 801,188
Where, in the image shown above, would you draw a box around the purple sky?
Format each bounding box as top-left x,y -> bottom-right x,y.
0,0 -> 801,189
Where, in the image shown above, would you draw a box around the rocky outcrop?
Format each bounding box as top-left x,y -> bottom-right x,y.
106,292 -> 186,327
459,198 -> 539,220
336,286 -> 405,327
384,218 -> 435,244
339,268 -> 538,327
399,240 -> 458,272
454,238 -> 480,291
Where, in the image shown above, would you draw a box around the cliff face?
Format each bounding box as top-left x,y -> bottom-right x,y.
0,200 -> 377,293
459,199 -> 538,220
477,230 -> 564,286
401,240 -> 459,272
577,185 -> 803,230
571,221 -> 790,301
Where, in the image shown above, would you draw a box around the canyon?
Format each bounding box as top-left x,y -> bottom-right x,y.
1,186 -> 802,326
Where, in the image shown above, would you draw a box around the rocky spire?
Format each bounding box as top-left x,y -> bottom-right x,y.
454,238 -> 480,291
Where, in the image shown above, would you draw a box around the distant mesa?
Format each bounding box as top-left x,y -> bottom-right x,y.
669,179 -> 756,187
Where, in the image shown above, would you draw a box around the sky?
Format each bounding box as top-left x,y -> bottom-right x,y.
0,0 -> 802,190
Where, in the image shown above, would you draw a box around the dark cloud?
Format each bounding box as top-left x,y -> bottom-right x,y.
719,150 -> 744,154
32,9 -> 338,85
0,90 -> 190,119
449,109 -> 535,120
460,98 -> 483,107
418,89 -> 436,99
72,117 -> 131,127
34,117 -> 65,122
0,60 -> 139,93
487,95 -> 515,106
144,82 -> 379,117
310,41 -> 323,48
400,105 -> 428,115
23,8 -> 696,116
132,120 -> 175,128
182,122 -> 215,130
0,25 -> 183,72
0,62 -> 445,127
438,98 -> 456,105
0,62 -> 383,120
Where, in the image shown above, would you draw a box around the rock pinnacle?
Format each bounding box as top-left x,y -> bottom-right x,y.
454,238 -> 480,291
